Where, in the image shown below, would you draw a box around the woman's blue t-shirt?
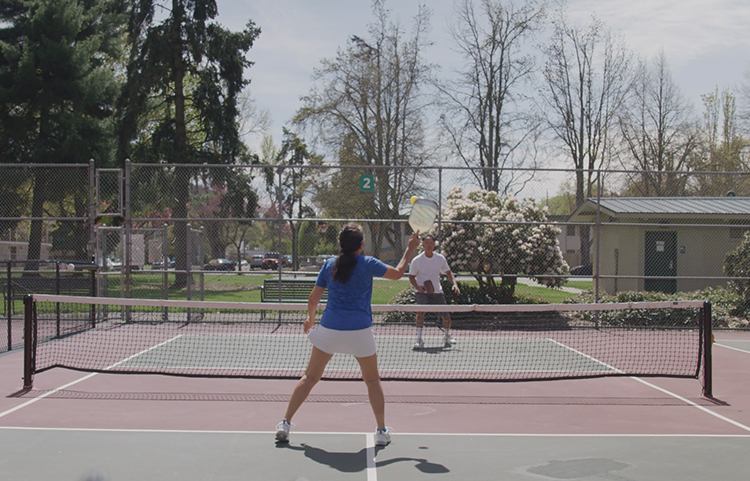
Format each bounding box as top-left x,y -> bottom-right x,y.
315,255 -> 388,330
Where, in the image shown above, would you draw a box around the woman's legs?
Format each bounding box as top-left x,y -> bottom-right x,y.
283,346 -> 333,422
356,353 -> 385,430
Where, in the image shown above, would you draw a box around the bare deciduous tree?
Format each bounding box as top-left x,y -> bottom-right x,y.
294,0 -> 433,258
618,51 -> 697,196
439,0 -> 545,194
738,67 -> 750,136
539,8 -> 631,264
692,88 -> 750,195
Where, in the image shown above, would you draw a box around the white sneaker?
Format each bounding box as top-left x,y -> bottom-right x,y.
413,339 -> 424,350
275,420 -> 291,442
443,333 -> 455,347
374,428 -> 391,446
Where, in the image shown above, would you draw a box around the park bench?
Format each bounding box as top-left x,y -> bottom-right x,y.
260,278 -> 327,320
3,275 -> 96,315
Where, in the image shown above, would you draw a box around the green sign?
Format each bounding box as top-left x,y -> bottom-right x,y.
359,174 -> 374,192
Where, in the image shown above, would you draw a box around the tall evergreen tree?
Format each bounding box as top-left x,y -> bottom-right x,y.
0,0 -> 124,264
117,0 -> 260,287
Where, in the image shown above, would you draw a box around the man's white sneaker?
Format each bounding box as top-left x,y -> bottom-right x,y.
413,339 -> 424,350
443,334 -> 455,347
375,428 -> 391,446
275,420 -> 291,442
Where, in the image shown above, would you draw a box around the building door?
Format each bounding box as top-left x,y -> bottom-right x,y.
644,231 -> 677,294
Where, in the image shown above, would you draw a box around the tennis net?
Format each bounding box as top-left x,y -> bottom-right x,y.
22,295 -> 712,395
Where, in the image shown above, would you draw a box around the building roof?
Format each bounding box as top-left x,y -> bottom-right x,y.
568,196 -> 750,222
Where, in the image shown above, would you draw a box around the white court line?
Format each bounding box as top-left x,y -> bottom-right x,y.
547,339 -> 621,372
715,343 -> 750,354
0,426 -> 749,438
0,373 -> 99,420
630,377 -> 750,434
0,335 -> 182,420
365,433 -> 377,481
549,338 -> 750,434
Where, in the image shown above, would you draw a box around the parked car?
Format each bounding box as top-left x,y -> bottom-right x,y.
203,258 -> 236,271
151,256 -> 175,269
262,252 -> 281,269
107,258 -> 122,268
569,264 -> 592,276
249,255 -> 264,269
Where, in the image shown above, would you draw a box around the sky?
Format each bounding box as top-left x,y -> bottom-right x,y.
215,0 -> 750,143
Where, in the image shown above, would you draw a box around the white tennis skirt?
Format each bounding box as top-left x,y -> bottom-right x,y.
307,325 -> 377,358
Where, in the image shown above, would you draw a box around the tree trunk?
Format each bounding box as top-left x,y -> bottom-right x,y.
25,168 -> 48,275
170,0 -> 189,289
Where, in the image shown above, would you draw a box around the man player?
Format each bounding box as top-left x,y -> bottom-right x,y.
408,234 -> 460,349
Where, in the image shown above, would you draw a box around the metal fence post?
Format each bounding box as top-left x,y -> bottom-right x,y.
124,159 -> 132,299
5,261 -> 11,351
23,295 -> 34,389
595,170 -> 601,304
88,159 -> 96,260
702,301 -> 713,398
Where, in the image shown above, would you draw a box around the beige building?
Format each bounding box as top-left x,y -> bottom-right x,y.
568,197 -> 750,294
0,241 -> 52,261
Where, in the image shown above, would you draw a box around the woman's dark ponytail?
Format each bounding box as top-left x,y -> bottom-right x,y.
332,223 -> 364,283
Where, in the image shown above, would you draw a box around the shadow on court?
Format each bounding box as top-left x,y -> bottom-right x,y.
275,442 -> 450,474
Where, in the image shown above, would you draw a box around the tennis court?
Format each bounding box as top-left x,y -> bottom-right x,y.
0,298 -> 748,480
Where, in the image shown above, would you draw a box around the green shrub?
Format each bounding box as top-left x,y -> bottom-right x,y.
565,287 -> 749,329
383,278 -> 549,324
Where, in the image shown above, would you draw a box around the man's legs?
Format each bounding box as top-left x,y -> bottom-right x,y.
414,292 -> 427,349
442,314 -> 455,346
414,312 -> 425,349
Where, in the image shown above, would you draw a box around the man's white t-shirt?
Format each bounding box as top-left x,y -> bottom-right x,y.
409,252 -> 451,294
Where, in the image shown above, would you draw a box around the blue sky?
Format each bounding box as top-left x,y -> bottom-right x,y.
215,0 -> 750,150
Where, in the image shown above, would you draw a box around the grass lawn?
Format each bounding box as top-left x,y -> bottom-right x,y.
514,283 -> 578,303
96,272 -> 588,305
564,280 -> 593,290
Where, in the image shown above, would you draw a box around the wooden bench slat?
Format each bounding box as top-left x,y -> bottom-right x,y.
260,279 -> 327,303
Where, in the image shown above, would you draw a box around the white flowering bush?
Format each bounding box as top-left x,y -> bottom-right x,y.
441,187 -> 569,303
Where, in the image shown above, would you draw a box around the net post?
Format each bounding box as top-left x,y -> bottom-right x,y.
23,295 -> 34,389
702,301 -> 712,398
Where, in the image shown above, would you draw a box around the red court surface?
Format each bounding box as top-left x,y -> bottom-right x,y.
1,333 -> 749,480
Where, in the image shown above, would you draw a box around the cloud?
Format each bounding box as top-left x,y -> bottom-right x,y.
218,0 -> 750,149
568,0 -> 750,68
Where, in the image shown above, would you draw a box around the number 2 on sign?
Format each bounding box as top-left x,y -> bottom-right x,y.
360,174 -> 374,192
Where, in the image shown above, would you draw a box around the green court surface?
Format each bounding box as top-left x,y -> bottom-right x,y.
0,429 -> 747,481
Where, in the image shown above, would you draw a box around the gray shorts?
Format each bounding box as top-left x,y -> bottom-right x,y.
415,292 -> 449,318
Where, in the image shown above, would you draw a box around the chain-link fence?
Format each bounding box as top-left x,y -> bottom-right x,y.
4,161 -> 750,351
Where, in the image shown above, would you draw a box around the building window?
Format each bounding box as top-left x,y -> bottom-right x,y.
566,225 -> 576,237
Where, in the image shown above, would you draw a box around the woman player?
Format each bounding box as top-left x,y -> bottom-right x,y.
275,223 -> 420,446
